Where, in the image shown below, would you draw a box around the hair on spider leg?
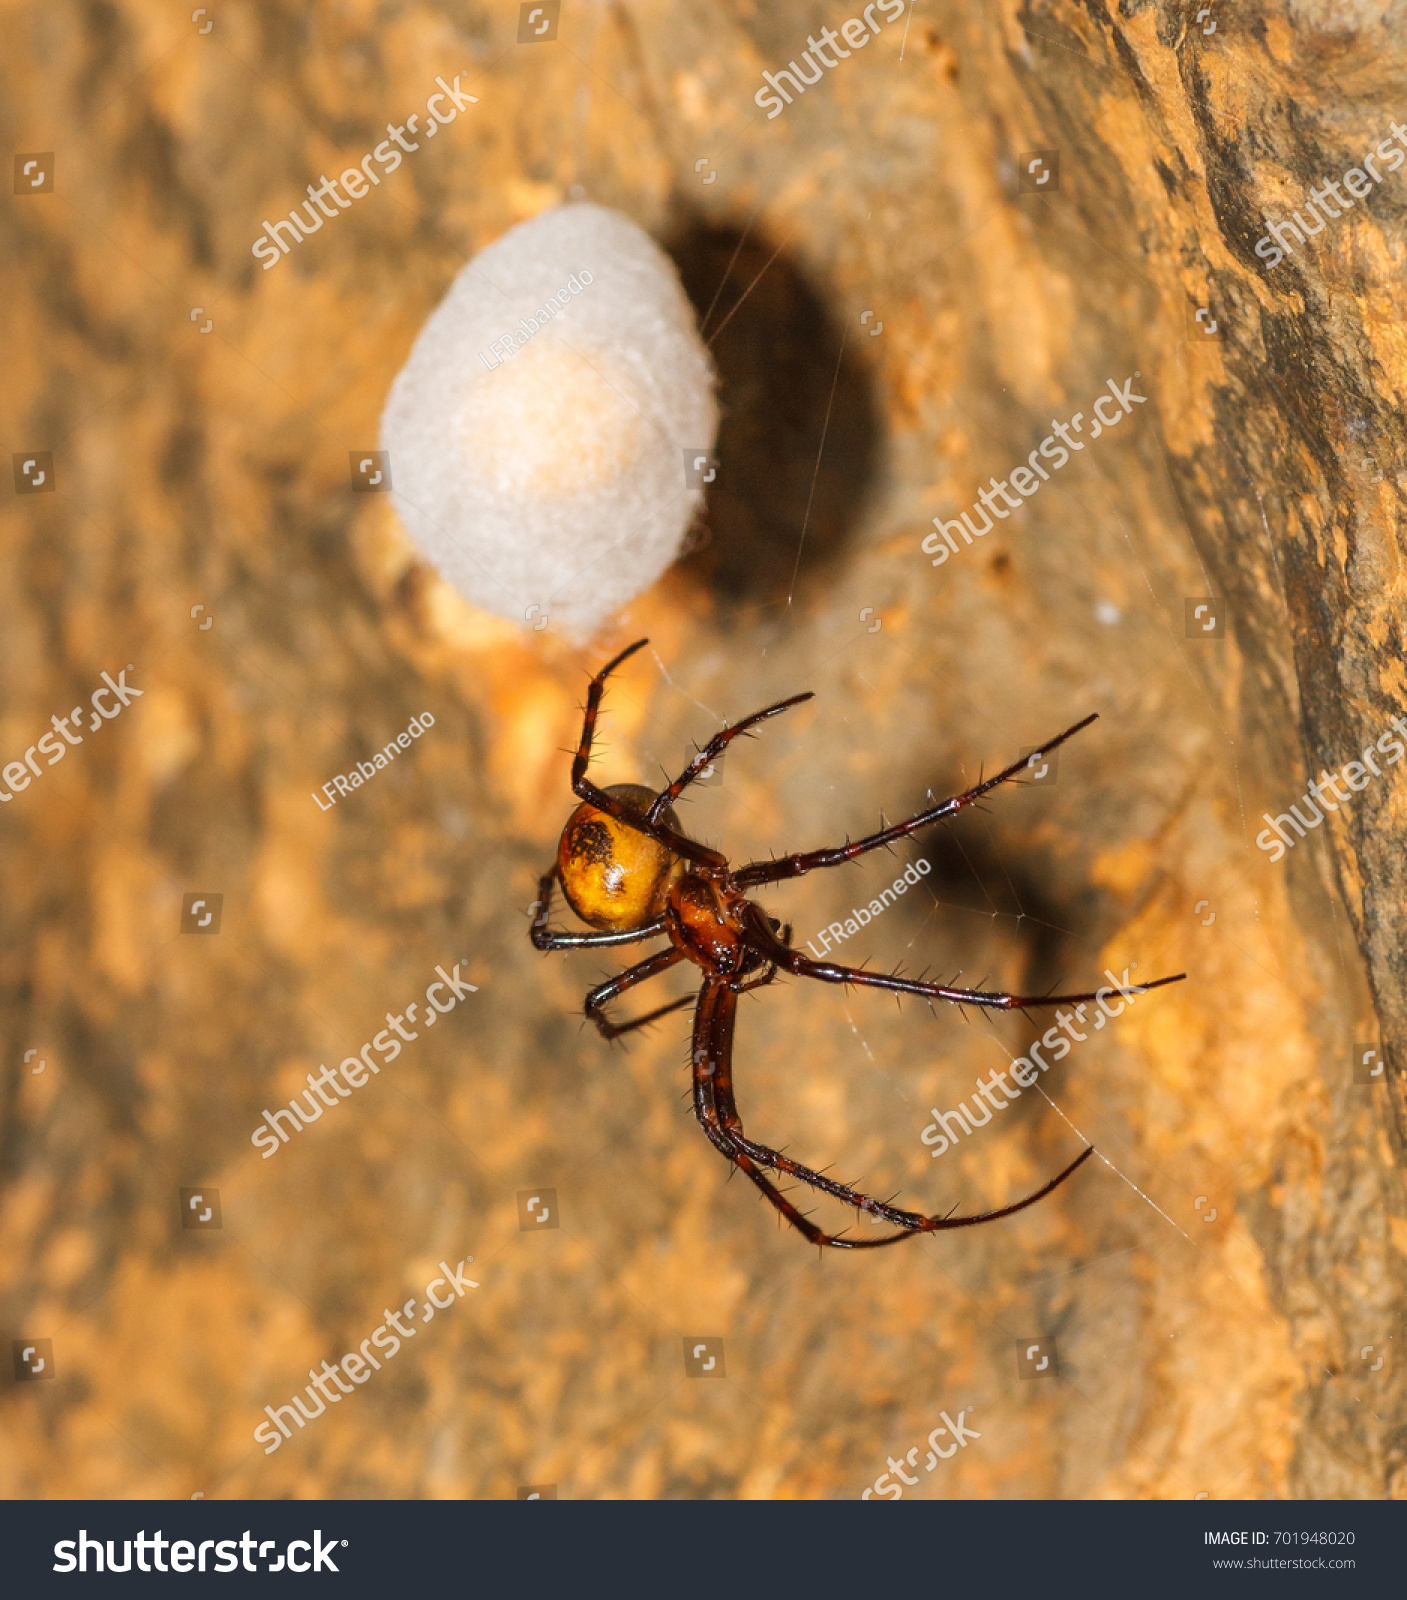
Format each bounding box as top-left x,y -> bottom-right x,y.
533,640 -> 1180,1250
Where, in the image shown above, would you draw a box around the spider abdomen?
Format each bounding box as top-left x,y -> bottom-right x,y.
557,783 -> 683,932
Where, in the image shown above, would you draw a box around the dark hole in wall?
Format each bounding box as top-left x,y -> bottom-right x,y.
663,214 -> 882,620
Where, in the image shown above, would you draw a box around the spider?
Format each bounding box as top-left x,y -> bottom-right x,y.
530,638 -> 1184,1249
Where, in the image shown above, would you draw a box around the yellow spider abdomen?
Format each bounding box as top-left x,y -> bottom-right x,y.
557,783 -> 684,932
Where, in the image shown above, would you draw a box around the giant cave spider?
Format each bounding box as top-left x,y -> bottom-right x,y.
530,638 -> 1184,1249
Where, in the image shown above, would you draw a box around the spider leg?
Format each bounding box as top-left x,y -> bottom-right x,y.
530,866 -> 667,951
738,905 -> 1185,1011
690,979 -> 742,1163
689,977 -> 885,1247
739,964 -> 779,993
733,713 -> 1100,888
585,946 -> 692,1040
644,692 -> 813,825
775,950 -> 1184,1013
690,977 -> 1094,1249
735,935 -> 790,995
570,638 -> 725,870
774,947 -> 1184,1011
687,982 -> 832,1245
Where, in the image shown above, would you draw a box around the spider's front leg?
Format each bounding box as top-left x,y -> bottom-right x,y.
569,637 -> 725,870
644,693 -> 812,825
733,713 -> 1100,888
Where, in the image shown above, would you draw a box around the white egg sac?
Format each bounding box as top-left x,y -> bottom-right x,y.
380,203 -> 718,638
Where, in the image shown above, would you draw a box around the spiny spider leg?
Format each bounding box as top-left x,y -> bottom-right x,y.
737,936 -> 789,996
531,866 -> 667,951
584,947 -> 691,1040
738,904 -> 1186,1010
773,950 -> 1185,1012
690,978 -> 737,1163
571,638 -> 725,869
644,692 -> 814,825
733,712 -> 1100,889
688,985 -> 828,1249
690,978 -> 1096,1249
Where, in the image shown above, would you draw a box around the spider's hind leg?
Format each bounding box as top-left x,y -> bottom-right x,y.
690,971 -> 1094,1250
689,976 -> 918,1249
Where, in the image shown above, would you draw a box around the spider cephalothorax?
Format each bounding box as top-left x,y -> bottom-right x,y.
531,638 -> 1184,1250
